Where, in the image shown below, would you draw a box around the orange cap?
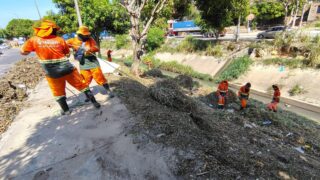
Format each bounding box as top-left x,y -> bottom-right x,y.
76,26 -> 91,36
33,20 -> 60,38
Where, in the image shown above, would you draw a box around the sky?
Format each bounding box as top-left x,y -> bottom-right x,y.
0,0 -> 58,28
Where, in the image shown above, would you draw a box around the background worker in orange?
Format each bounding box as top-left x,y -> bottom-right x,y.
268,85 -> 281,112
67,26 -> 114,98
21,20 -> 101,115
107,50 -> 113,62
217,80 -> 229,109
238,83 -> 251,110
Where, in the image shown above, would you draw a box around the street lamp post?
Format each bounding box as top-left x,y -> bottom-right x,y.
74,0 -> 83,27
34,0 -> 42,19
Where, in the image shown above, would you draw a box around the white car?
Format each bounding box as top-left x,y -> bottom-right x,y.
0,44 -> 10,50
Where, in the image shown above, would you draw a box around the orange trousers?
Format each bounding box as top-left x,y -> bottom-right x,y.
80,67 -> 107,86
46,69 -> 89,99
267,102 -> 278,111
218,95 -> 225,106
240,98 -> 247,108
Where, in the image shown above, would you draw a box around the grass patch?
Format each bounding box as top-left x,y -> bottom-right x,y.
116,53 -> 213,81
159,61 -> 213,81
262,58 -> 306,69
289,84 -> 307,96
216,56 -> 252,82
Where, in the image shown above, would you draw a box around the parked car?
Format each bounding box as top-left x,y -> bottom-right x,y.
0,43 -> 10,50
257,26 -> 289,39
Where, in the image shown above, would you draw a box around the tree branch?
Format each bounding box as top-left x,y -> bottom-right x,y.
139,0 -> 149,12
141,0 -> 167,37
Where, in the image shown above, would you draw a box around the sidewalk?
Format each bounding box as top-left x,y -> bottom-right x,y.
0,80 -> 174,179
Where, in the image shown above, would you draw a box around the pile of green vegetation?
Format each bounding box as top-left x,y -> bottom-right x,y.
216,56 -> 252,83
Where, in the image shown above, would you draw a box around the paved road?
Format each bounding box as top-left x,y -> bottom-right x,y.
0,48 -> 35,76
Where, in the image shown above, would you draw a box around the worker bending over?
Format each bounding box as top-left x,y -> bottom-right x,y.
268,85 -> 281,112
21,20 -> 100,115
217,80 -> 229,109
238,83 -> 251,110
67,26 -> 114,99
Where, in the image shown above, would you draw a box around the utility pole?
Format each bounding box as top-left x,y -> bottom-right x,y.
74,0 -> 83,27
34,0 -> 42,19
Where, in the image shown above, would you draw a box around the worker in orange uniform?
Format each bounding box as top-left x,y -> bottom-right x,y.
107,50 -> 112,62
268,85 -> 281,112
238,83 -> 251,110
217,80 -> 229,109
21,20 -> 100,115
67,26 -> 114,98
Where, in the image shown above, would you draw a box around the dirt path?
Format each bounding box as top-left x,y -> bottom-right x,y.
0,79 -> 175,180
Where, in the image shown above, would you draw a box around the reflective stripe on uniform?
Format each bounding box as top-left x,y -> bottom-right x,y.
38,58 -> 69,64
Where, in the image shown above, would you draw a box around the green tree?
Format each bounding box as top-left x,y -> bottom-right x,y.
255,1 -> 285,25
6,19 -> 34,39
232,0 -> 249,41
121,0 -> 169,75
195,0 -> 233,38
0,29 -> 7,39
48,0 -> 130,51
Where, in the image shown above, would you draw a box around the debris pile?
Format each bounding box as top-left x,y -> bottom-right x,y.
111,73 -> 320,179
0,57 -> 44,134
142,68 -> 164,78
149,79 -> 197,112
173,74 -> 199,90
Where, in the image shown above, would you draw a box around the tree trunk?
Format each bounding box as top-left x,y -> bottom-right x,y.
299,3 -> 306,28
284,4 -> 289,26
236,15 -> 241,42
93,32 -> 101,56
292,0 -> 300,28
131,39 -> 142,76
287,8 -> 295,27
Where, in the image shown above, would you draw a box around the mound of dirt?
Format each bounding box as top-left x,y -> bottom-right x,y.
142,68 -> 164,78
0,57 -> 44,134
149,79 -> 197,113
111,74 -> 320,179
173,75 -> 198,90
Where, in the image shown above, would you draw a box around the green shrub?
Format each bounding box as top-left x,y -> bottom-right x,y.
315,22 -> 320,28
227,42 -> 236,51
216,56 -> 252,82
313,35 -> 320,44
205,44 -> 223,57
115,34 -> 130,49
306,43 -> 320,67
263,58 -> 304,69
289,84 -> 306,96
100,40 -> 115,49
176,36 -> 210,53
274,31 -> 295,52
159,61 -> 213,81
145,27 -> 165,52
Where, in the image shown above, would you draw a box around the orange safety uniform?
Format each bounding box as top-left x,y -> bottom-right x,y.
217,80 -> 228,108
268,88 -> 281,112
238,86 -> 250,109
107,50 -> 112,62
67,36 -> 107,87
21,22 -> 88,99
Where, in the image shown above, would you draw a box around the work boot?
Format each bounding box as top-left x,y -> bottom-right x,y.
103,83 -> 115,98
56,97 -> 72,115
84,90 -> 101,109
